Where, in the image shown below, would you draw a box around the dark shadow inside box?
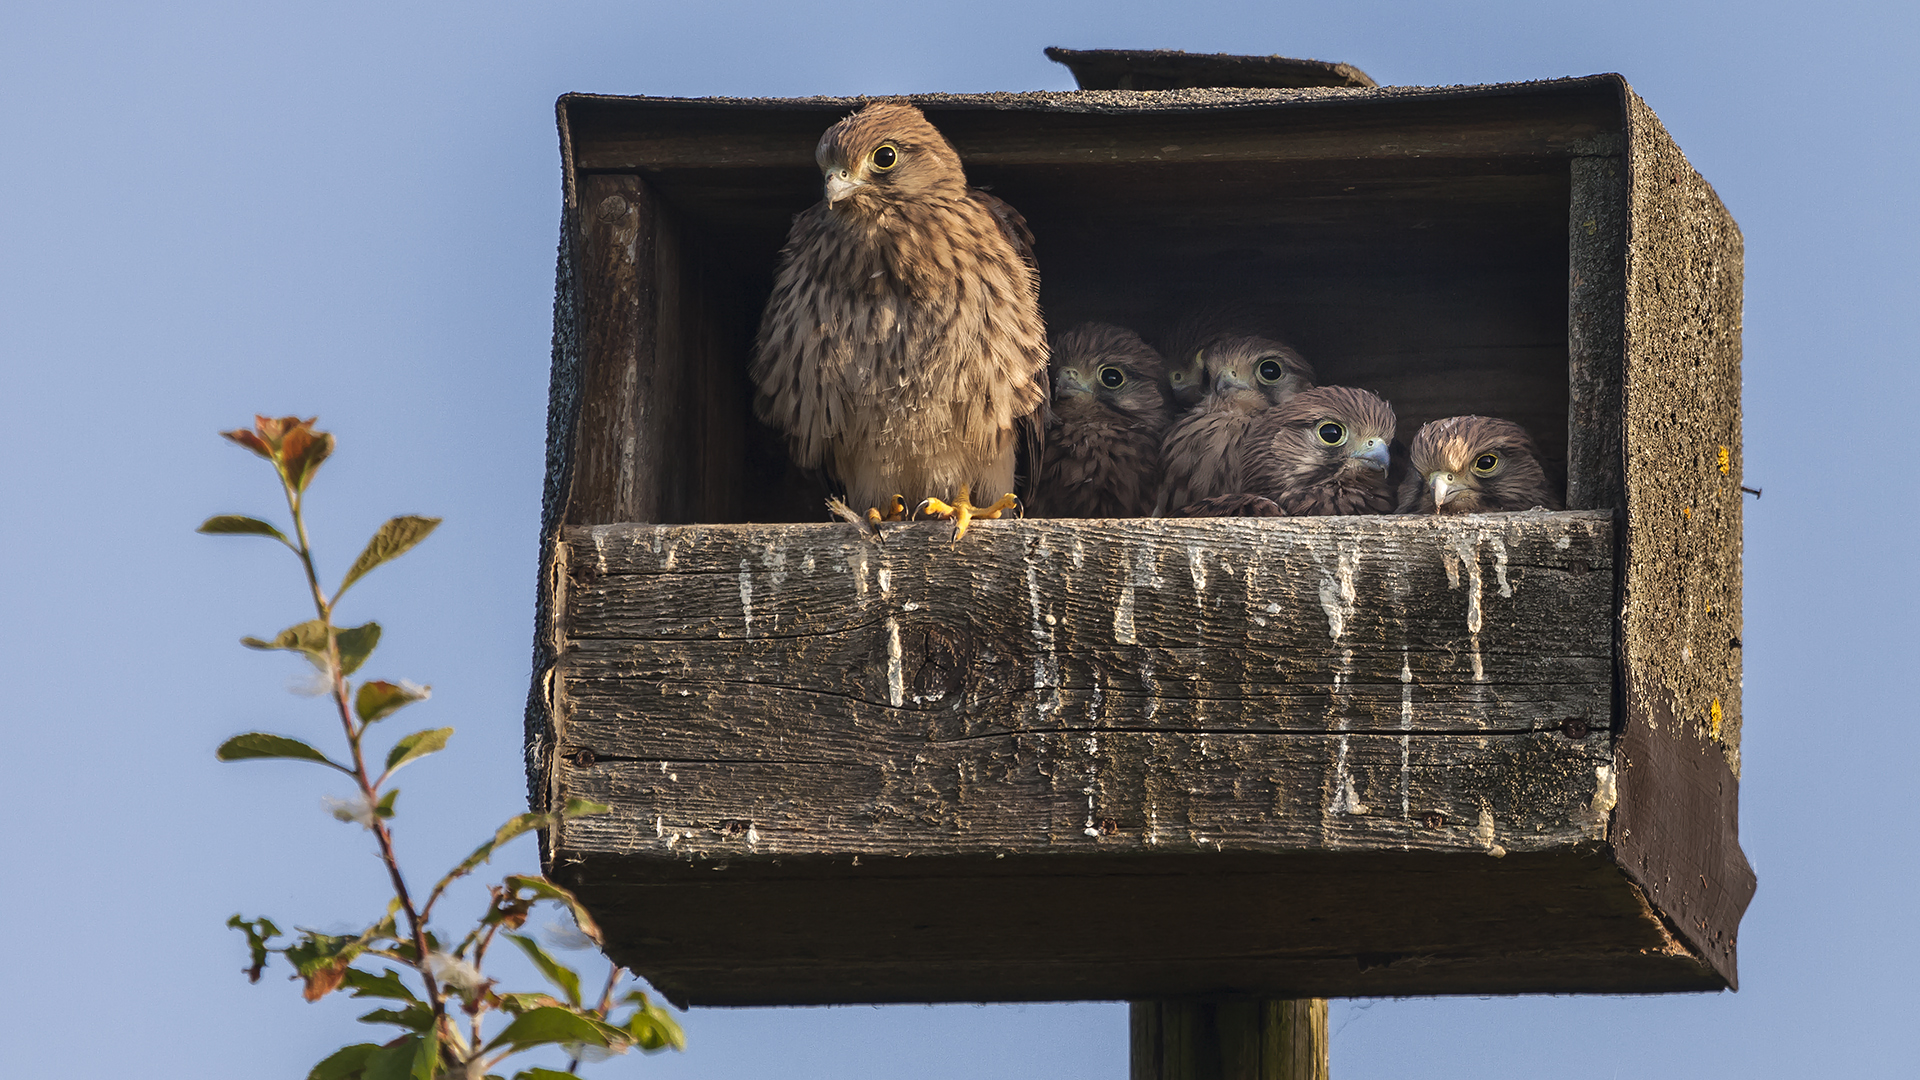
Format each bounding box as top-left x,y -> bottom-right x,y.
586,109 -> 1580,525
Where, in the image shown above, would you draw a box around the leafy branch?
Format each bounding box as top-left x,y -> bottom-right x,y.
205,416 -> 683,1079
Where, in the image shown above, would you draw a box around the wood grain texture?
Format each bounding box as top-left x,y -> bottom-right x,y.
531,514 -> 1721,1003
1131,1000 -> 1328,1080
565,82 -> 1621,171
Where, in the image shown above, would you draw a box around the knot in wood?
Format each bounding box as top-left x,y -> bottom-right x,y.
596,194 -> 631,222
895,619 -> 974,702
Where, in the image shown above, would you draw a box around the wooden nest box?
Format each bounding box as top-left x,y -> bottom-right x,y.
530,55 -> 1754,1007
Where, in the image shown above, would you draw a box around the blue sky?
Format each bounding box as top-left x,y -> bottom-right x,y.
2,1 -> 1914,1076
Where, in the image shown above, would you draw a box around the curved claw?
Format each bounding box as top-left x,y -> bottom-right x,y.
917,487 -> 1020,544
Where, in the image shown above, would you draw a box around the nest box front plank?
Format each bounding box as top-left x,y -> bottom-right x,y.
559,514 -> 1614,851
529,74 -> 1754,1006
538,515 -> 1717,1003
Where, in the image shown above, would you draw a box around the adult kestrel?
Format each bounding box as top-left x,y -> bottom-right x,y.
1032,322 -> 1174,518
1243,386 -> 1401,515
1396,415 -> 1563,514
748,101 -> 1048,540
1153,335 -> 1314,515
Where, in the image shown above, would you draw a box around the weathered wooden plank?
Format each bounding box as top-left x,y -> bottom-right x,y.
554,847 -> 1715,1005
566,85 -> 1621,170
560,728 -> 1614,862
557,515 -> 1612,738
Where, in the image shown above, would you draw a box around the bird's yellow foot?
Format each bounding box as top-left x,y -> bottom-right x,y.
866,495 -> 908,526
916,486 -> 1020,544
827,495 -> 908,541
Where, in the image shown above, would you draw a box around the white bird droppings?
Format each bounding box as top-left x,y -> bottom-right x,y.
1475,806 -> 1506,857
738,559 -> 754,639
885,617 -> 905,707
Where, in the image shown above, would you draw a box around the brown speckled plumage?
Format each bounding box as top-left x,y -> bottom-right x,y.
1242,386 -> 1401,515
1156,304 -> 1278,409
1175,493 -> 1284,518
749,101 -> 1048,515
1397,415 -> 1563,514
1033,323 -> 1173,517
1154,335 -> 1314,514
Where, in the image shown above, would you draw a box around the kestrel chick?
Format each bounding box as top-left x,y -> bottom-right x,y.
1157,305 -> 1276,409
1154,336 -> 1315,514
1032,323 -> 1174,518
1397,415 -> 1563,514
1243,386 -> 1401,516
749,100 -> 1048,540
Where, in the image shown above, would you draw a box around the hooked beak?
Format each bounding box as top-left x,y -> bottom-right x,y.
824,168 -> 865,205
1430,471 -> 1461,508
1214,368 -> 1251,394
1055,368 -> 1092,397
1351,438 -> 1390,473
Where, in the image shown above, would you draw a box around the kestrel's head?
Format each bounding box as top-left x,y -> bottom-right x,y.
1166,347 -> 1207,408
1050,322 -> 1172,428
1253,386 -> 1398,490
1195,335 -> 1315,414
1401,415 -> 1563,514
1159,305 -> 1279,408
815,101 -> 968,211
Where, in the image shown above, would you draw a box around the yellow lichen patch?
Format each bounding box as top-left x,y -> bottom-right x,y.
1717,445 -> 1731,475
1682,507 -> 1692,520
1709,698 -> 1723,740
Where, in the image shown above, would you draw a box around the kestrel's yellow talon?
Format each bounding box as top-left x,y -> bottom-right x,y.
916,486 -> 1018,544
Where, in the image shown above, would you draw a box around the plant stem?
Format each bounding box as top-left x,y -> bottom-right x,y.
280,474 -> 450,1030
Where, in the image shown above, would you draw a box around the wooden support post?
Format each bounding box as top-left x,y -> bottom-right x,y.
1131,999 -> 1328,1080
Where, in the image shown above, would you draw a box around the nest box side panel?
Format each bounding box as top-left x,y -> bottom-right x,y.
1615,83 -> 1755,985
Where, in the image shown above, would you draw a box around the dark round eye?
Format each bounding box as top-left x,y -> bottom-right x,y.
871,144 -> 898,170
1169,370 -> 1187,385
1257,357 -> 1286,384
1098,365 -> 1126,389
1474,453 -> 1500,473
1316,421 -> 1347,446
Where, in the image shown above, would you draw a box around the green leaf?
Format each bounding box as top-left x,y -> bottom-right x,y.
228,914 -> 283,983
618,990 -> 686,1052
374,789 -> 399,819
440,813 -> 542,889
355,680 -> 431,724
361,1032 -> 436,1080
197,514 -> 291,545
338,516 -> 442,598
384,728 -> 453,774
357,1003 -> 435,1033
511,1069 -> 581,1080
335,622 -> 381,676
495,992 -> 563,1015
241,619 -> 330,660
308,1043 -> 380,1080
216,733 -> 345,771
241,620 -> 380,675
342,967 -> 418,1003
504,934 -> 582,1007
560,798 -> 610,818
286,931 -> 364,1001
500,875 -> 602,945
486,1007 -> 608,1053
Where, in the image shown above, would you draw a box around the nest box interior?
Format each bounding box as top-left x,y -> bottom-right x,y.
529,72 -> 1754,1006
